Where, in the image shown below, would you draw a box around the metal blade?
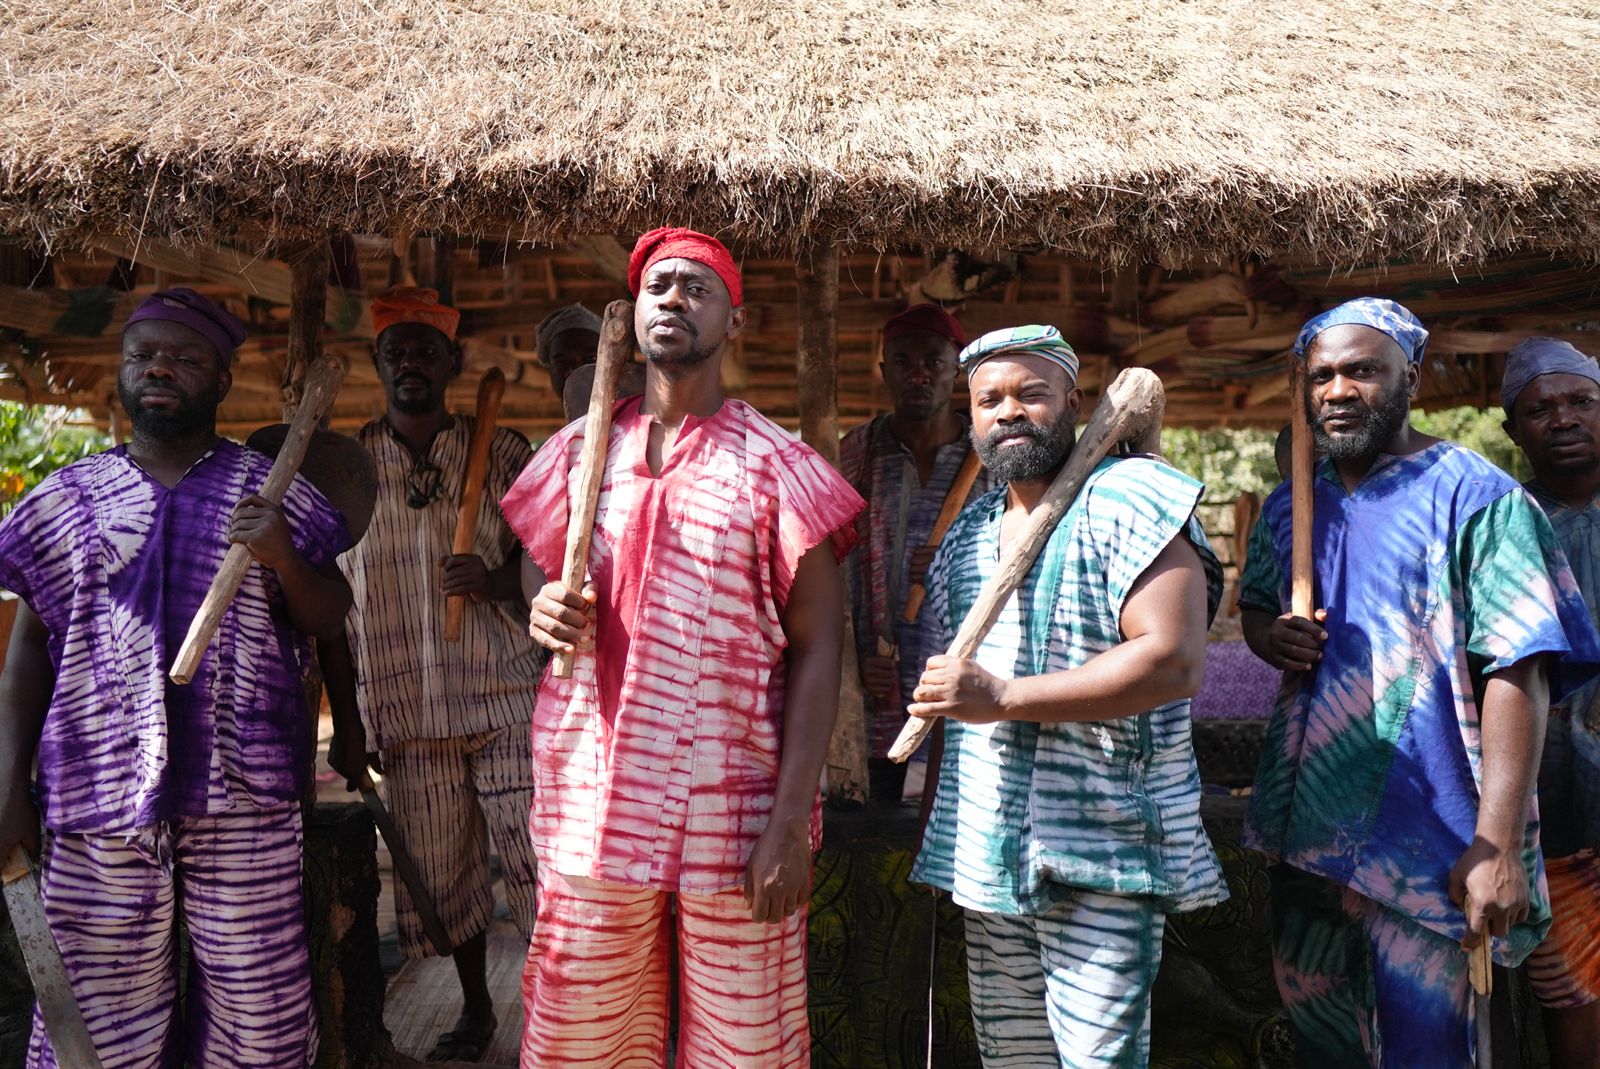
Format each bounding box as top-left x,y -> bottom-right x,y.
358,780 -> 455,957
2,852 -> 104,1069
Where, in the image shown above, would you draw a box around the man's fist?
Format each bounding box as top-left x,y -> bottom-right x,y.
528,580 -> 596,654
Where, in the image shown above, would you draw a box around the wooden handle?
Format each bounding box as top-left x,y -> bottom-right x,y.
901,449 -> 983,623
551,300 -> 634,678
170,359 -> 346,684
1465,893 -> 1493,996
889,368 -> 1166,762
3,845 -> 30,884
444,368 -> 507,643
1290,358 -> 1315,620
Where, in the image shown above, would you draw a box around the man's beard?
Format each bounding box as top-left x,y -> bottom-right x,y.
119,381 -> 218,440
641,336 -> 717,372
1310,377 -> 1410,460
972,411 -> 1076,485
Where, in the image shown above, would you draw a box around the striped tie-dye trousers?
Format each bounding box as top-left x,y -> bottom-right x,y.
959,891 -> 1164,1069
382,726 -> 538,957
1269,865 -> 1474,1068
519,868 -> 809,1068
27,804 -> 317,1069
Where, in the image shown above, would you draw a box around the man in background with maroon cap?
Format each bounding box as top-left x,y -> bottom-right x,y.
503,228 -> 864,1067
841,304 -> 989,799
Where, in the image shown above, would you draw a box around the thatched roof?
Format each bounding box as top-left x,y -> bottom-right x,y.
4,1 -> 1600,265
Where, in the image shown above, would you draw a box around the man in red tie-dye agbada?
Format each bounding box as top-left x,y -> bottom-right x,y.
501,228 -> 864,1068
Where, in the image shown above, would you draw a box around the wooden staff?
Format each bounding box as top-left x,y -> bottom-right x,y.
550,300 -> 634,679
170,358 -> 345,685
1290,358 -> 1315,619
900,449 -> 982,623
889,369 -> 1166,762
444,367 -> 507,643
1466,894 -> 1495,1068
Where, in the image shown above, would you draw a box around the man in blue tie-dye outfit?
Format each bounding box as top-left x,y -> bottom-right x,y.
910,325 -> 1226,1069
1240,299 -> 1600,1068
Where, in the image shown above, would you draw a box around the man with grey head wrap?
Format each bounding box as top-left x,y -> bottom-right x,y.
1501,335 -> 1600,1067
536,303 -> 602,400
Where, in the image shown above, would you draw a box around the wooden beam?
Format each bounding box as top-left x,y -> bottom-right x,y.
0,283 -> 144,336
565,236 -> 631,287
91,235 -> 371,336
796,244 -> 842,462
1147,273 -> 1249,324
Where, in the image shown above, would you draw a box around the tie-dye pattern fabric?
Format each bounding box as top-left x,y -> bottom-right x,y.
0,442 -> 350,833
520,869 -> 810,1069
911,455 -> 1226,916
839,415 -> 990,757
501,396 -> 863,894
961,890 -> 1164,1069
1523,482 -> 1600,859
27,804 -> 316,1069
382,726 -> 537,958
1293,297 -> 1430,365
1238,442 -> 1600,963
1269,865 -> 1476,1069
341,417 -> 541,748
1525,848 -> 1600,1008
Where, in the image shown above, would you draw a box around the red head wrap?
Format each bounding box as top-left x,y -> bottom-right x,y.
882,303 -> 967,350
371,286 -> 461,341
627,228 -> 743,308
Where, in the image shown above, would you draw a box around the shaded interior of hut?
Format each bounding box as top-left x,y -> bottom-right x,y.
6,237 -> 1598,442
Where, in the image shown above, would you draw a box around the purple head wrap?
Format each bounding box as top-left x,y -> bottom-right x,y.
122,288 -> 248,366
1501,336 -> 1600,416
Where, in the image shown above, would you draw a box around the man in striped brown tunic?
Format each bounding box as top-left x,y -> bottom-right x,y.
324,287 -> 540,1062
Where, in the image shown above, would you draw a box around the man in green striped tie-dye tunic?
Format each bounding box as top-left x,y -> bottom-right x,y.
908,326 -> 1226,1069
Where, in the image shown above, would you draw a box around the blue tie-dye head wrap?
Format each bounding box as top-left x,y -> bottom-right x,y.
1501,336 -> 1600,416
958,325 -> 1080,386
1293,298 -> 1429,366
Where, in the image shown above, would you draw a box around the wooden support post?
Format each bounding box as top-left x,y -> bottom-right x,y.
284,241 -> 331,422
433,236 -> 457,308
796,244 -> 842,464
796,243 -> 869,803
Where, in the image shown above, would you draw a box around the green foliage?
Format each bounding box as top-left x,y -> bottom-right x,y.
1160,426 -> 1280,501
0,402 -> 111,514
1411,405 -> 1528,481
1160,405 -> 1528,504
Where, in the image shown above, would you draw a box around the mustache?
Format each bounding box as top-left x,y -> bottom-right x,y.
1316,403 -> 1368,424
980,421 -> 1050,446
651,314 -> 697,337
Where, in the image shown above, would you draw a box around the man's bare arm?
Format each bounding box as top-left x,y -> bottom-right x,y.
746,544 -> 843,922
0,603 -> 52,860
1451,655 -> 1548,946
909,535 -> 1208,725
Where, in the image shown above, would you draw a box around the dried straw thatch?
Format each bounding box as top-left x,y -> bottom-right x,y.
3,1 -> 1600,265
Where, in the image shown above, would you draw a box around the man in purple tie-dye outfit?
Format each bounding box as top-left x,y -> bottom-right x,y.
0,289 -> 353,1069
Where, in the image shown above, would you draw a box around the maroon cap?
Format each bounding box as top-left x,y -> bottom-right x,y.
883,303 -> 966,350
